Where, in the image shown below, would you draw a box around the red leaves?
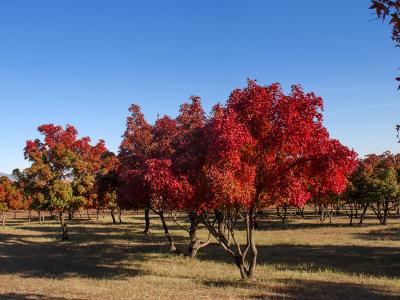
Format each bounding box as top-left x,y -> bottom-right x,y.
142,159 -> 193,211
118,98 -> 204,212
201,106 -> 256,210
118,81 -> 357,214
205,80 -> 357,209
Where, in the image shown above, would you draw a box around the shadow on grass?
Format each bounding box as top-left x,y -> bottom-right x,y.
254,218 -> 379,231
13,220 -> 188,244
260,279 -> 397,300
355,226 -> 400,242
201,279 -> 398,299
0,221 -> 189,280
2,214 -> 399,285
198,242 -> 400,278
0,293 -> 73,300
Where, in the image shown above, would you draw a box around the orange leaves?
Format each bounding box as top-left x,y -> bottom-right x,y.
24,123 -> 109,212
0,176 -> 23,210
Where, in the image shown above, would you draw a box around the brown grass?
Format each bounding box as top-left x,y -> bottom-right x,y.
0,211 -> 400,299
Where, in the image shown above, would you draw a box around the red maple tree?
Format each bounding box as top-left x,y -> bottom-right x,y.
198,81 -> 357,280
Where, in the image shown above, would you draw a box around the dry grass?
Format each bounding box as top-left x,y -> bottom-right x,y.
0,211 -> 400,299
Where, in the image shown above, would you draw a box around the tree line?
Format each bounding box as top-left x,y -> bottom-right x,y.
1,81 -> 368,280
1,1 -> 399,281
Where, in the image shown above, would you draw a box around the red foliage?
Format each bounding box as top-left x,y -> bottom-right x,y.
142,159 -> 193,211
118,98 -> 207,212
201,80 -> 357,210
118,81 -> 357,217
0,176 -> 24,210
24,123 -> 109,212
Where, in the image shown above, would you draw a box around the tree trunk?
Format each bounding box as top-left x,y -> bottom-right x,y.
143,206 -> 151,234
87,209 -> 91,220
230,210 -> 258,281
187,213 -> 201,260
117,208 -> 122,223
215,210 -> 225,237
277,204 -> 288,223
349,203 -> 354,225
253,211 -> 259,230
247,209 -> 258,279
200,208 -> 258,281
60,213 -> 68,240
159,211 -> 177,253
383,201 -> 389,225
38,211 -> 42,224
319,205 -> 325,223
359,203 -> 368,224
371,202 -> 387,225
282,204 -> 288,223
110,208 -> 117,224
2,212 -> 5,227
28,209 -> 31,223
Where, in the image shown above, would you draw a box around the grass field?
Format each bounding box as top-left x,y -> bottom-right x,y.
0,211 -> 400,299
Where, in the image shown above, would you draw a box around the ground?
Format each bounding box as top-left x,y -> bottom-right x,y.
0,210 -> 399,300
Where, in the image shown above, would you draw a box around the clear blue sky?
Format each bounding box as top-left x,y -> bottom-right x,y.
0,0 -> 399,173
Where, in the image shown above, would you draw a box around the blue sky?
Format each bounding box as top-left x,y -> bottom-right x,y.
0,0 -> 399,173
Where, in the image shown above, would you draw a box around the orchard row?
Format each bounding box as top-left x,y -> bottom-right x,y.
1,81 -> 398,280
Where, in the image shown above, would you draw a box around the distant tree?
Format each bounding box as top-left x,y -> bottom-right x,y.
96,151 -> 120,223
71,137 -> 107,219
350,152 -> 400,224
345,159 -> 372,224
0,176 -> 23,226
0,181 -> 5,225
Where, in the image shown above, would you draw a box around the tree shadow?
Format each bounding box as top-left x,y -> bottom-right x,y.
254,219 -> 378,231
260,279 -> 399,300
201,278 -> 398,299
0,223 -> 188,280
355,226 -> 400,242
14,221 -> 189,244
0,293 -> 73,300
198,243 -> 400,278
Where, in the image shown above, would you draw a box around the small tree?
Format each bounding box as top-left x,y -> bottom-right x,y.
96,151 -> 121,223
24,124 -> 107,239
355,152 -> 400,224
0,176 -> 23,226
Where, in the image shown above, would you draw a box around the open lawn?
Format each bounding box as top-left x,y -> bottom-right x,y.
0,212 -> 399,299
